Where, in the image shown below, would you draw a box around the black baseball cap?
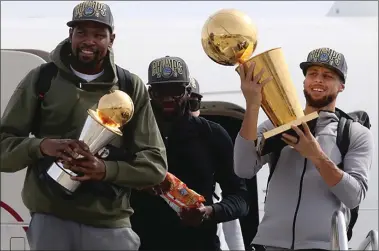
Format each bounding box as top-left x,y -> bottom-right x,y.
147,56 -> 191,85
189,77 -> 203,98
67,1 -> 114,33
300,47 -> 348,83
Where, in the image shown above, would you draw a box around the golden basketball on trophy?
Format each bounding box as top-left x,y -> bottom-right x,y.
201,9 -> 318,156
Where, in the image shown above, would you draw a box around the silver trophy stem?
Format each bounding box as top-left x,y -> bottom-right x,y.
78,112 -> 118,154
45,110 -> 122,194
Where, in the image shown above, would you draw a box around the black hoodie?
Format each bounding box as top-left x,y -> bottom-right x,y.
131,111 -> 249,250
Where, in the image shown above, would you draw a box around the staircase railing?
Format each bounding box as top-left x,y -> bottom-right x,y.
357,230 -> 378,250
330,210 -> 349,250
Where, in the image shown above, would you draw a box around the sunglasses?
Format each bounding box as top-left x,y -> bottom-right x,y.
150,84 -> 187,99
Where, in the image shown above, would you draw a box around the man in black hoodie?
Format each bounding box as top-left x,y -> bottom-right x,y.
130,56 -> 249,251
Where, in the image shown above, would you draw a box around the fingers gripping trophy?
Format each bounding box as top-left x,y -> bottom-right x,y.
46,90 -> 134,194
201,9 -> 319,155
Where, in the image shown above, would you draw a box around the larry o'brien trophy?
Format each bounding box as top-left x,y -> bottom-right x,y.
46,90 -> 134,194
201,9 -> 319,156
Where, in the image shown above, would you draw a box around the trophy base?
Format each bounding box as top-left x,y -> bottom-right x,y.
258,111 -> 319,156
46,162 -> 81,194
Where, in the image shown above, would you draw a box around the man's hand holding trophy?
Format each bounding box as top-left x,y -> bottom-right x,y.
44,89 -> 134,194
201,9 -> 319,155
239,61 -> 273,108
40,138 -> 90,163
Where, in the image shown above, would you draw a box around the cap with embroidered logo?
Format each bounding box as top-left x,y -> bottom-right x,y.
67,1 -> 114,32
147,56 -> 191,85
300,48 -> 348,83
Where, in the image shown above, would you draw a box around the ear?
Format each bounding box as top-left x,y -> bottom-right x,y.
109,33 -> 116,48
69,28 -> 73,42
147,85 -> 153,97
338,82 -> 345,93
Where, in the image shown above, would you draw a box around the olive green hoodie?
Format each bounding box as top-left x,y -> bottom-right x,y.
0,38 -> 168,228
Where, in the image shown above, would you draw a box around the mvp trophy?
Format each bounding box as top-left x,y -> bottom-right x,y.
201,9 -> 318,156
46,90 -> 134,194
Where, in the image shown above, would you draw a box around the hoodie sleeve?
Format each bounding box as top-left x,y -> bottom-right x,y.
329,123 -> 375,209
210,123 -> 249,223
0,66 -> 46,173
103,74 -> 168,189
233,119 -> 273,179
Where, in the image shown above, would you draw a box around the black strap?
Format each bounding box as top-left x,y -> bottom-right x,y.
114,65 -> 137,155
115,65 -> 135,100
336,116 -> 352,162
34,62 -> 58,97
336,115 -> 358,241
31,62 -> 58,136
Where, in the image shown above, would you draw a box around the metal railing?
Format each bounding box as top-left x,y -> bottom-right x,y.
330,210 -> 349,250
357,230 -> 379,251
330,208 -> 378,251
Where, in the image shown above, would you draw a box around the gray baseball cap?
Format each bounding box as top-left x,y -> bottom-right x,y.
67,1 -> 114,32
147,56 -> 191,85
189,77 -> 203,98
300,47 -> 348,83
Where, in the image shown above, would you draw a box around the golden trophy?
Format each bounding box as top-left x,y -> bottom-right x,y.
46,90 -> 134,194
201,9 -> 318,156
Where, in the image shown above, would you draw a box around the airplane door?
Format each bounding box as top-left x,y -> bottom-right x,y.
1,49 -> 48,251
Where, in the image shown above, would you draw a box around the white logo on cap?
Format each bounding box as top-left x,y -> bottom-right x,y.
151,58 -> 184,79
74,1 -> 107,18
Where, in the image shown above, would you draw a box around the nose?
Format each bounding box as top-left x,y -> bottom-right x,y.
81,35 -> 96,46
82,39 -> 96,47
314,74 -> 323,83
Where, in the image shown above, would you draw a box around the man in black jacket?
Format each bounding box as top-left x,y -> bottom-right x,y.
188,77 -> 246,250
130,56 -> 249,251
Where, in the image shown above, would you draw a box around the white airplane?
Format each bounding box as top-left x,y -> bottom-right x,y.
1,1 -> 378,250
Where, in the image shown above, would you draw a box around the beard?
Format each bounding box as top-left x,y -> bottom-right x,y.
151,98 -> 189,121
303,89 -> 337,108
71,47 -> 103,70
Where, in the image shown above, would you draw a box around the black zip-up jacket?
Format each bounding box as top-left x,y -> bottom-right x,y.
130,113 -> 249,250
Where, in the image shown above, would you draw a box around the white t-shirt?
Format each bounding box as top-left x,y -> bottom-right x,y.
70,65 -> 104,83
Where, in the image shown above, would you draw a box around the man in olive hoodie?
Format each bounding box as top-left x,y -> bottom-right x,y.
0,1 -> 167,250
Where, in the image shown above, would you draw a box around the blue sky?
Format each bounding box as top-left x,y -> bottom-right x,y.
1,1 -> 335,20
